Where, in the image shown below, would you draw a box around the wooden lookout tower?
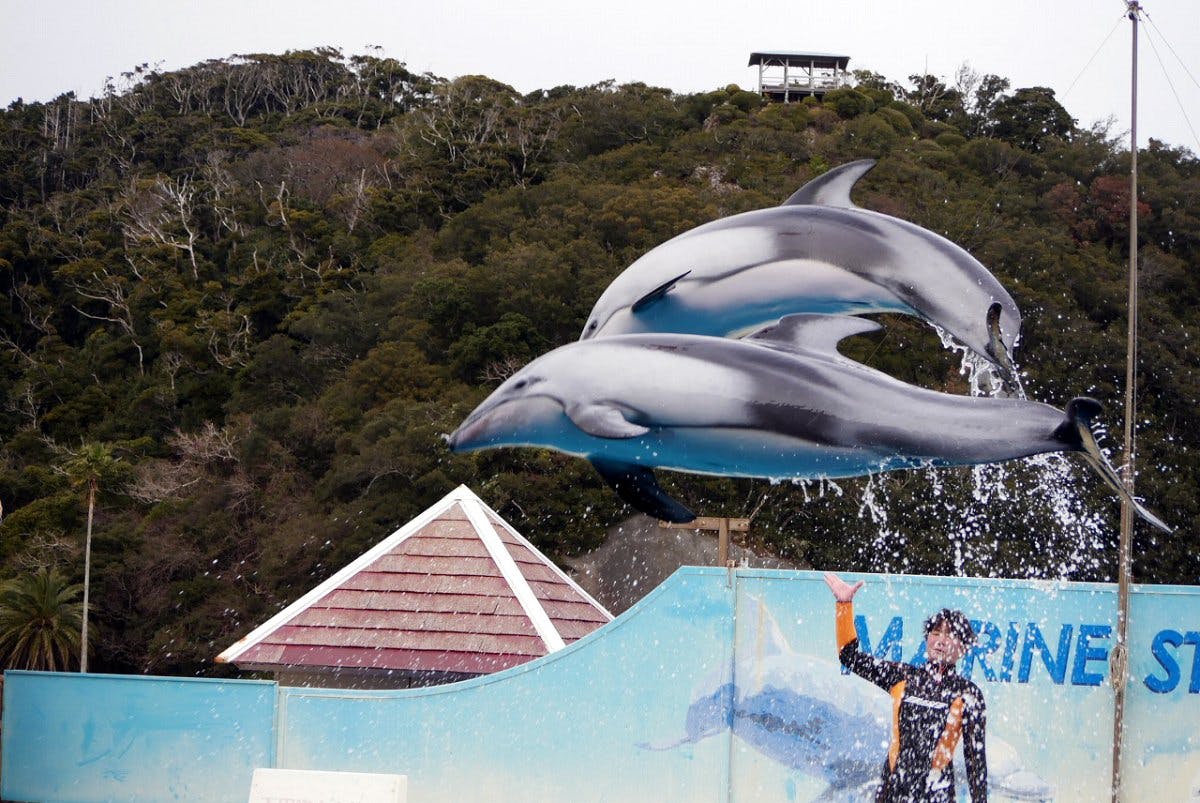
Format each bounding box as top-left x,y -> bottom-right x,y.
749,51 -> 851,102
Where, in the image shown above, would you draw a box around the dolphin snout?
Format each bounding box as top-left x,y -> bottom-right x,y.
445,413 -> 491,453
447,394 -> 566,453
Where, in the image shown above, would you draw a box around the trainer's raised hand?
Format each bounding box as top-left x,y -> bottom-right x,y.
823,572 -> 864,603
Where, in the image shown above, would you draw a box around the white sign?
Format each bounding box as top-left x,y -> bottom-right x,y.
248,768 -> 407,803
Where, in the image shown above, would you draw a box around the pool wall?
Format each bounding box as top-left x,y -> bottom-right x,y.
4,568 -> 1197,801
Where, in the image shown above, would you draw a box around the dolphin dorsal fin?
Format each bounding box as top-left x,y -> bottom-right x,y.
738,596 -> 790,660
747,314 -> 881,355
782,159 -> 876,208
631,270 -> 691,313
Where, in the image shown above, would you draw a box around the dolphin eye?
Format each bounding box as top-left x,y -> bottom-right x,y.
513,379 -> 528,390
586,320 -> 598,332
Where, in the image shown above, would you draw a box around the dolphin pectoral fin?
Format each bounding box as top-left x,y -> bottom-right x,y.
631,270 -> 691,313
590,458 -> 695,523
1056,397 -> 1172,533
781,159 -> 876,208
985,302 -> 1020,388
566,403 -> 649,438
747,313 -> 882,356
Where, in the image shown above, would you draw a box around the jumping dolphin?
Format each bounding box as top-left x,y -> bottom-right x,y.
447,314 -> 1167,531
580,160 -> 1022,384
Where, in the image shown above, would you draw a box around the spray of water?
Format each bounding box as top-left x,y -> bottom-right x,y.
933,325 -> 1026,400
850,332 -> 1112,581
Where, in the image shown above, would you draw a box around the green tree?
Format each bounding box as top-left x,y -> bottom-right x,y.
59,441 -> 125,672
0,568 -> 82,670
991,86 -> 1075,151
966,73 -> 1010,136
904,74 -> 963,123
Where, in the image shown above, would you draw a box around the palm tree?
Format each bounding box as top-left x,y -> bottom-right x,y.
0,568 -> 83,671
60,441 -> 123,672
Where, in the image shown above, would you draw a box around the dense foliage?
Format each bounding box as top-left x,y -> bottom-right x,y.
1,51 -> 1197,675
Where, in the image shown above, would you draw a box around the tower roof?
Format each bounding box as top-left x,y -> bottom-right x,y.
216,485 -> 612,676
748,51 -> 851,69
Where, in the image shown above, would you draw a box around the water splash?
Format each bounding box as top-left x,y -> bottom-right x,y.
848,454 -> 1110,580
790,476 -> 846,504
846,332 -> 1111,581
932,325 -> 1027,400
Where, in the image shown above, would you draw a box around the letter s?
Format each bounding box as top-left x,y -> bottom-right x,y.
1143,629 -> 1183,694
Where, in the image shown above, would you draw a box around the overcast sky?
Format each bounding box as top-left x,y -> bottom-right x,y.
2,0 -> 1197,153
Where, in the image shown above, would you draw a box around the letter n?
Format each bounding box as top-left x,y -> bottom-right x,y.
1018,623 -> 1073,684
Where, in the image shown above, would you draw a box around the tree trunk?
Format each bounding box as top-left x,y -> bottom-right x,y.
81,482 -> 94,672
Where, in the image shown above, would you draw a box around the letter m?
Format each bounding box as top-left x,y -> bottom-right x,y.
856,615 -> 905,661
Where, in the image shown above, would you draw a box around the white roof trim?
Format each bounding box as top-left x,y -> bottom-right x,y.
470,494 -> 614,623
462,494 -> 566,653
217,487 -> 465,664
216,485 -> 609,665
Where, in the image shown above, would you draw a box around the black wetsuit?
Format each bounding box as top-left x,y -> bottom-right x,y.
836,602 -> 987,802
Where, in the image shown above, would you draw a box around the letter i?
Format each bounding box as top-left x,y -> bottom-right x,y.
999,623 -> 1020,682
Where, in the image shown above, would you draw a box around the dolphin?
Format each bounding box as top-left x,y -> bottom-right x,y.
447,314 -> 1168,531
580,159 -> 1022,384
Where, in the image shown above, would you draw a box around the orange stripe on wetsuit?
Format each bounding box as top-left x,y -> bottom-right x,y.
888,680 -> 906,771
931,696 -> 966,771
835,601 -> 856,650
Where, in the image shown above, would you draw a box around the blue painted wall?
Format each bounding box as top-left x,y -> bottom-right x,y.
3,568 -> 1198,802
2,671 -> 276,802
276,570 -> 735,802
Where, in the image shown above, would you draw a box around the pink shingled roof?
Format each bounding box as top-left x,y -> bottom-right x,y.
216,486 -> 612,675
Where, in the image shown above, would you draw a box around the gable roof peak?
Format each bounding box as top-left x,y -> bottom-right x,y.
216,485 -> 611,675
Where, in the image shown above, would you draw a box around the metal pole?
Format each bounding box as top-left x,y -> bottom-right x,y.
1111,3 -> 1141,800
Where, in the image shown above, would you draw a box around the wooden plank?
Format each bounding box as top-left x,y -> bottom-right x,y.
272,644 -> 538,672
270,625 -> 544,653
291,609 -> 538,636
320,590 -> 520,615
658,517 -> 750,532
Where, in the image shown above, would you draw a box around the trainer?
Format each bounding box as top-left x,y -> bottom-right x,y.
824,572 -> 987,802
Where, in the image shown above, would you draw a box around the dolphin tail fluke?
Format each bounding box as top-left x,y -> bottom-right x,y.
1055,397 -> 1172,533
782,160 -> 876,208
985,302 -> 1020,390
590,458 -> 695,523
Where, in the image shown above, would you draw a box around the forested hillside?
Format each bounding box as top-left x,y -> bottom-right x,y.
1,49 -> 1197,675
